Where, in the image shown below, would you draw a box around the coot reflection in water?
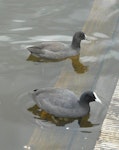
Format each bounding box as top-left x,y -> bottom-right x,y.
27,54 -> 88,74
28,104 -> 98,127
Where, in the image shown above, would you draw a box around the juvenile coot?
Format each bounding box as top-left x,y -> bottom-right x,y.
31,88 -> 102,118
27,31 -> 86,60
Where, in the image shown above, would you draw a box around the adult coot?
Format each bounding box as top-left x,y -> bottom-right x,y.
27,31 -> 86,60
31,87 -> 102,118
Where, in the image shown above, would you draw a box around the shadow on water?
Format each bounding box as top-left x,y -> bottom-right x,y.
27,54 -> 88,74
28,104 -> 99,128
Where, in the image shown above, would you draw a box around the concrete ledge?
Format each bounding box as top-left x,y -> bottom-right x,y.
94,80 -> 119,150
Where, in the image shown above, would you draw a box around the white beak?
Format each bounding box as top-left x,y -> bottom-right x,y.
85,35 -> 90,41
93,92 -> 102,104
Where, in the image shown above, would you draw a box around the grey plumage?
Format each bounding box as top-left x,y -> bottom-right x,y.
27,31 -> 86,60
31,87 -> 102,118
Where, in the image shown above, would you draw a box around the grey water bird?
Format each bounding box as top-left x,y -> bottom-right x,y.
27,31 -> 87,60
31,87 -> 102,118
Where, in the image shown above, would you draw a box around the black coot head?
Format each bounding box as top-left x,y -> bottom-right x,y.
80,91 -> 102,104
74,31 -> 85,40
72,31 -> 85,49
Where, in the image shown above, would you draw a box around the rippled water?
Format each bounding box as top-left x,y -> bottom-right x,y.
0,0 -> 119,150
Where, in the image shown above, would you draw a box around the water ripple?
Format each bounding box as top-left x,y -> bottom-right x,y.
11,27 -> 32,31
12,19 -> 26,23
11,35 -> 72,44
0,35 -> 12,41
93,32 -> 109,38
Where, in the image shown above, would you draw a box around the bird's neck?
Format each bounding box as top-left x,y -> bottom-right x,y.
78,99 -> 89,107
78,100 -> 90,115
71,39 -> 81,50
